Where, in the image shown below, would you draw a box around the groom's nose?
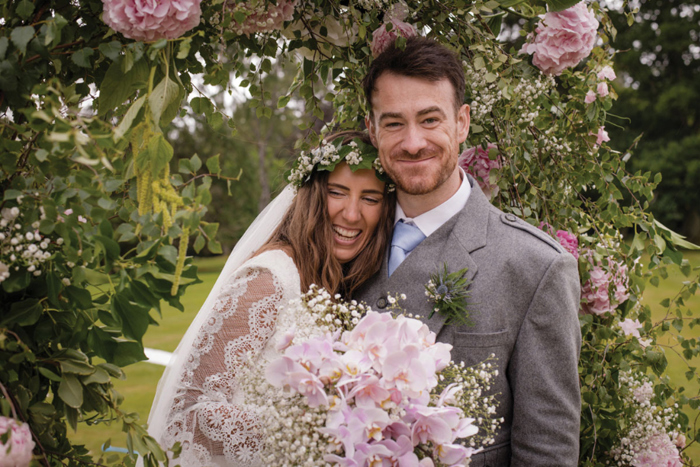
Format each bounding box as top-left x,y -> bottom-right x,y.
400,125 -> 429,156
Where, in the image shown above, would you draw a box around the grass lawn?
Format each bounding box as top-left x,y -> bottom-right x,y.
70,253 -> 700,463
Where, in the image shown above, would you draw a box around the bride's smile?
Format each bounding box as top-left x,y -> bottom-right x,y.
327,161 -> 386,264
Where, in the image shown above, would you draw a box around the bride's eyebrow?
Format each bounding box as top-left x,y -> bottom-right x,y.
327,182 -> 383,196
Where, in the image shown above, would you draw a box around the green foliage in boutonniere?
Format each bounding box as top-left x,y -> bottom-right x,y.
424,263 -> 473,326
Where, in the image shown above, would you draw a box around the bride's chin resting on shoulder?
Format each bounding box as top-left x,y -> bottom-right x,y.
144,131 -> 394,465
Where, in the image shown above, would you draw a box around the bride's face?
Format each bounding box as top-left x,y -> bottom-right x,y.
326,162 -> 386,264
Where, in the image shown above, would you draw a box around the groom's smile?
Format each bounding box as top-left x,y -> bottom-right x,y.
366,72 -> 470,216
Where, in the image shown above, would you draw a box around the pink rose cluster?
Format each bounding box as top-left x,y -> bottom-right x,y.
370,20 -> 417,57
230,0 -> 297,36
632,433 -> 683,467
520,2 -> 599,76
580,252 -> 630,316
585,65 -> 617,104
458,144 -> 503,198
590,126 -> 610,146
102,0 -> 202,41
539,222 -> 580,260
267,311 -> 477,466
0,416 -> 35,467
620,318 -> 651,348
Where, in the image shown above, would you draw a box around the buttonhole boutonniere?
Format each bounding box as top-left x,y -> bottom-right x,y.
424,263 -> 473,326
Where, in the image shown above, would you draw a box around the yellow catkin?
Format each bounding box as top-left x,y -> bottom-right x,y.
137,168 -> 153,216
171,226 -> 190,296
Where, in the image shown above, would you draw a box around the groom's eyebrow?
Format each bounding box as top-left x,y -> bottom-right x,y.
378,106 -> 446,122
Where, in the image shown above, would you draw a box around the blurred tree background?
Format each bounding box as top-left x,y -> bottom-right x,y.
608,0 -> 700,244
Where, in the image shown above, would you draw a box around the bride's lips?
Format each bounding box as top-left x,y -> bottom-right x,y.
333,225 -> 362,245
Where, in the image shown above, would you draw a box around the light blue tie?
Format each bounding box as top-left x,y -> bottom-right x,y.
388,220 -> 426,277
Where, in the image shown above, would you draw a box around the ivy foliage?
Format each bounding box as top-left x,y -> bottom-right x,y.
1,0 -> 699,465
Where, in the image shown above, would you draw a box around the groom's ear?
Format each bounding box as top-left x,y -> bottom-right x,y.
366,114 -> 377,146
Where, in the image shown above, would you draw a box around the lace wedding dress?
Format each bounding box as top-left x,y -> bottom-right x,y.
146,250 -> 300,466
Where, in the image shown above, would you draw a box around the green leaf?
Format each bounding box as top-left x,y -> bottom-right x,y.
545,0 -> 581,12
99,41 -> 122,61
64,286 -> 93,309
10,26 -> 35,55
206,154 -> 220,175
1,299 -> 43,326
58,359 -> 95,375
82,366 -> 111,385
112,293 -> 150,342
207,239 -> 223,254
114,95 -> 146,141
71,47 -> 95,68
277,95 -> 291,108
58,374 -> 83,408
1,269 -> 30,293
193,234 -> 206,253
38,367 -> 62,382
146,133 -> 174,176
16,0 -> 35,20
99,58 -> 149,115
177,37 -> 192,59
190,154 -> 202,172
149,76 -> 182,126
190,97 -> 214,117
0,37 -> 8,60
653,219 -> 700,250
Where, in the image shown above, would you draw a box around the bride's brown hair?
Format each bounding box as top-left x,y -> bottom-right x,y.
258,131 -> 394,298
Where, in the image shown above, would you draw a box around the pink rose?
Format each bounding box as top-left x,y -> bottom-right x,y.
632,433 -> 682,467
370,19 -> 417,57
596,82 -> 609,97
102,0 -> 202,41
230,0 -> 297,35
590,126 -> 610,146
538,223 -> 579,259
597,65 -> 617,80
584,90 -> 597,104
0,416 -> 35,467
580,251 -> 630,316
519,2 -> 599,75
458,143 -> 503,198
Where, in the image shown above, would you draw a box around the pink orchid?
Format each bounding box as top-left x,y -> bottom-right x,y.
585,90 -> 597,104
435,443 -> 471,465
411,411 -> 454,445
382,349 -> 429,397
437,383 -> 462,407
289,371 -> 328,407
276,328 -> 296,351
265,355 -> 308,390
347,374 -> 391,408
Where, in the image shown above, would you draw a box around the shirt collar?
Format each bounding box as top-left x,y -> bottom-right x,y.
394,168 -> 472,237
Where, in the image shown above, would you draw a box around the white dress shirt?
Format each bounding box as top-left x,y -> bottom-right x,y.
394,168 -> 472,237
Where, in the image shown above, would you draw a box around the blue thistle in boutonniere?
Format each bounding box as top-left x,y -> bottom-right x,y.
425,263 -> 473,326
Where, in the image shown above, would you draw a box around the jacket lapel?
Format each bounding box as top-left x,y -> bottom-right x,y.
386,175 -> 492,336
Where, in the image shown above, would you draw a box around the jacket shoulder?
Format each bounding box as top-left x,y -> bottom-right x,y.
488,208 -> 565,255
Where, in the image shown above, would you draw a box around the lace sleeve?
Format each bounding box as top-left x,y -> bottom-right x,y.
157,263 -> 285,467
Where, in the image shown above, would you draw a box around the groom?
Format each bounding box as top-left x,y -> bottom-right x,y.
356,37 -> 581,466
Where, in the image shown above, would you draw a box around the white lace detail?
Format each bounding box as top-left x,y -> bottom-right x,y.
152,250 -> 300,466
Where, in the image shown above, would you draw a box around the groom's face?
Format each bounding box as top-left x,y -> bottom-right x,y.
366,73 -> 470,197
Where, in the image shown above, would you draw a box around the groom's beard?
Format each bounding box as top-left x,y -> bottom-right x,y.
384,148 -> 457,196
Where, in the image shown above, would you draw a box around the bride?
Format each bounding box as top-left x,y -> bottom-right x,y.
145,131 -> 395,465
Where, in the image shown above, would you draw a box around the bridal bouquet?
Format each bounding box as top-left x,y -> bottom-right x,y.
241,286 -> 501,467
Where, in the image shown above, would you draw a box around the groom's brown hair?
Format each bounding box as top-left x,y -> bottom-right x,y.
362,36 -> 466,113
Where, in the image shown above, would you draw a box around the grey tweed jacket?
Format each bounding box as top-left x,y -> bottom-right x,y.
355,176 -> 581,467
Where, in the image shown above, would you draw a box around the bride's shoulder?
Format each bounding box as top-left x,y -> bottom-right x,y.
241,247 -> 296,274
